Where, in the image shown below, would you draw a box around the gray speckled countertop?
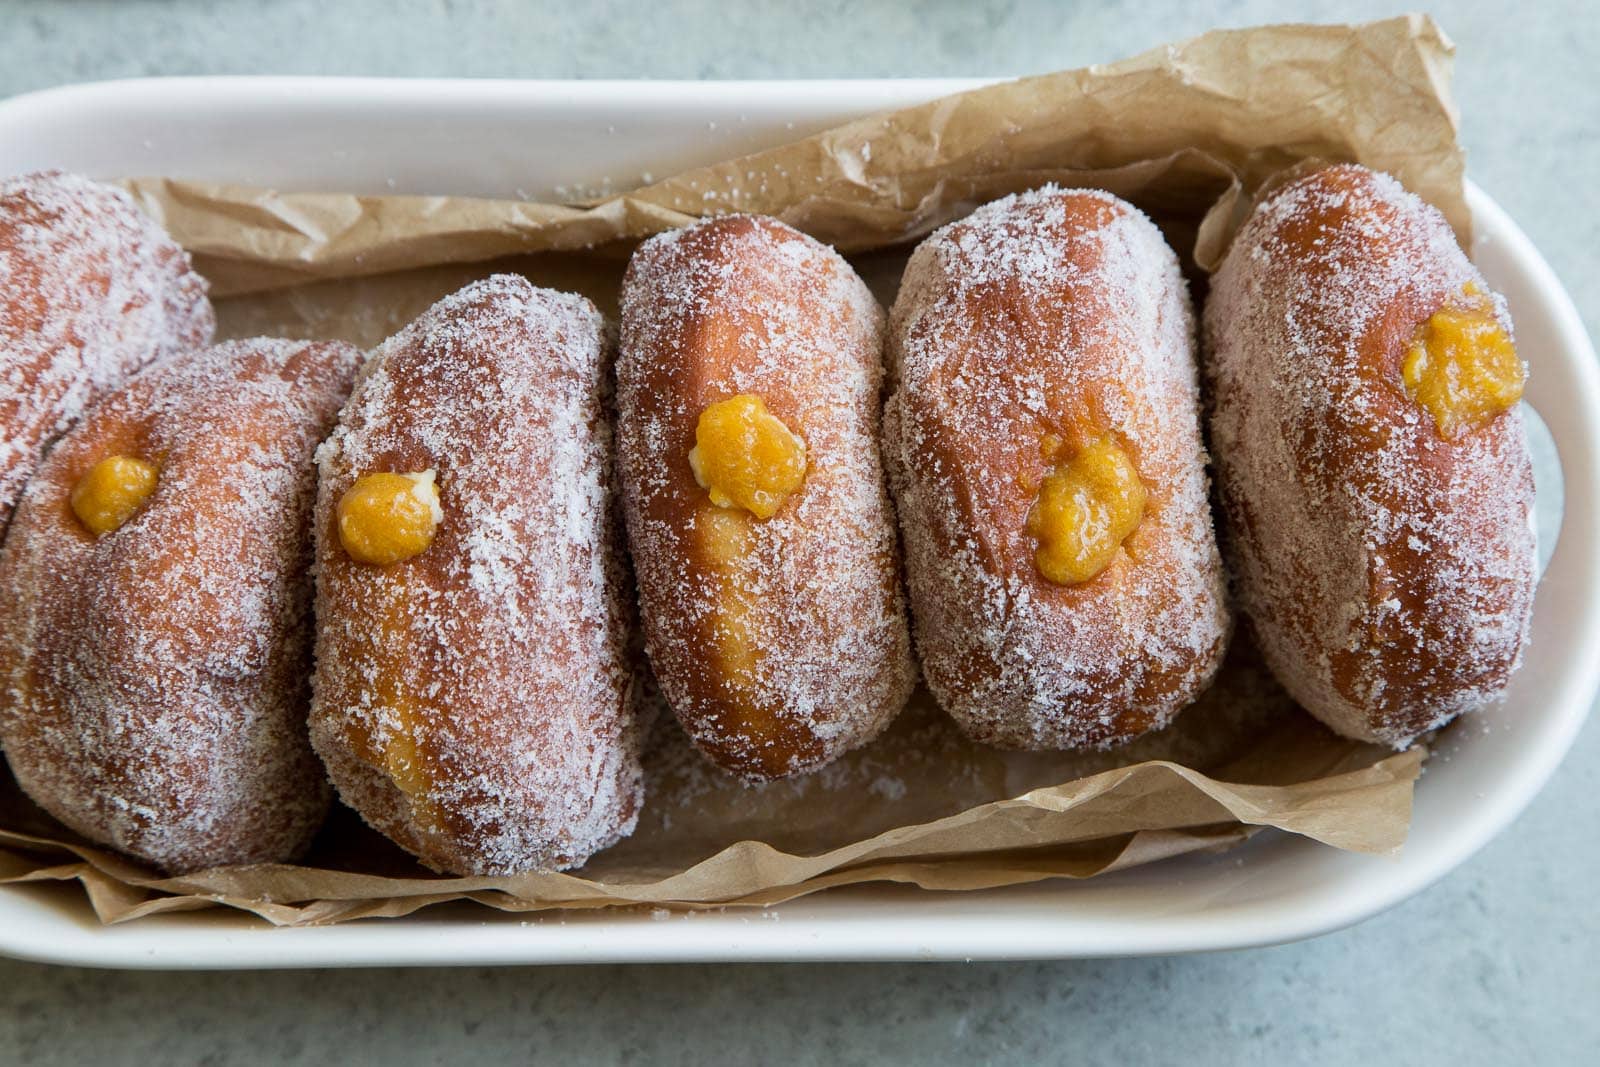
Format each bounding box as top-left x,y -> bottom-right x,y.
2,1 -> 1596,1063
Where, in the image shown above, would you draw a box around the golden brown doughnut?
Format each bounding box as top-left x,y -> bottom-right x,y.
1204,164 -> 1536,746
885,187 -> 1231,749
0,170 -> 213,530
0,338 -> 360,872
617,215 -> 914,781
310,275 -> 646,875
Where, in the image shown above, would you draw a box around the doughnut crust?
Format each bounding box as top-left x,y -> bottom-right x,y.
618,216 -> 914,780
1,171 -> 213,530
1204,165 -> 1536,746
886,187 -> 1230,749
0,338 -> 360,872
310,275 -> 645,875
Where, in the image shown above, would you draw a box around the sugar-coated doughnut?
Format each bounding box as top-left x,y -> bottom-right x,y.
310,275 -> 645,875
617,215 -> 914,780
1,171 -> 213,530
1204,164 -> 1536,747
0,338 -> 360,872
885,187 -> 1230,749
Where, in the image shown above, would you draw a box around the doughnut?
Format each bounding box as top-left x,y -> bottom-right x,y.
309,275 -> 645,875
885,186 -> 1230,749
1,170 -> 213,530
0,337 -> 360,872
617,215 -> 914,780
1203,164 -> 1536,746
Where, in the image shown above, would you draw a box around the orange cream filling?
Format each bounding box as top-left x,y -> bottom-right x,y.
688,395 -> 807,519
1402,286 -> 1524,440
70,455 -> 158,536
1027,437 -> 1147,586
337,470 -> 443,565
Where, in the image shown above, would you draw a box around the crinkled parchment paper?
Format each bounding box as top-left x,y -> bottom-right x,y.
0,15 -> 1457,925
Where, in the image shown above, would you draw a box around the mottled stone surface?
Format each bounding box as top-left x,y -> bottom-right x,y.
0,1 -> 1594,1063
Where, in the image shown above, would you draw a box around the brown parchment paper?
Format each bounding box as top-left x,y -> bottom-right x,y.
1,15 -> 1457,926
118,12 -> 1464,298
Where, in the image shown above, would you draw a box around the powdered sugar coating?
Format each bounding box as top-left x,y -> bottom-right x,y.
618,215 -> 914,780
310,275 -> 644,876
0,338 -> 359,872
886,186 -> 1231,749
1,170 -> 214,529
1204,165 -> 1536,747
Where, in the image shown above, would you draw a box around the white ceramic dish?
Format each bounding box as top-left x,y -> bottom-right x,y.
0,78 -> 1595,969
